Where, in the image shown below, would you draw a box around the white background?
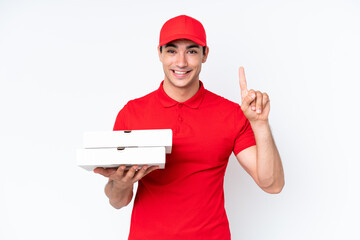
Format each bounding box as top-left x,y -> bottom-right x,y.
0,0 -> 359,239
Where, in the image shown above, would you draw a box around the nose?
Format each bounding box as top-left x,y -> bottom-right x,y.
175,52 -> 188,68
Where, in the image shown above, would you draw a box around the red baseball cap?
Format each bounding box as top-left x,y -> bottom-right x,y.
159,15 -> 207,47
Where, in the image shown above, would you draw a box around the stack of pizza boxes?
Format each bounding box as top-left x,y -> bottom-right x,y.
77,129 -> 172,171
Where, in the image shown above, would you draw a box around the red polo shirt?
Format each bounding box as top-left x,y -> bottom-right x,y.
113,81 -> 255,240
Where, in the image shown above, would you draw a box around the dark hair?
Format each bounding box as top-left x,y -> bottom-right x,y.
159,46 -> 207,55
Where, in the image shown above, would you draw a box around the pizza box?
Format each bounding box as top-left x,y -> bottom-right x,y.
82,129 -> 172,153
77,129 -> 172,171
77,146 -> 166,171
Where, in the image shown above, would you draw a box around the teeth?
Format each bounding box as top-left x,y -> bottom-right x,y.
174,70 -> 188,75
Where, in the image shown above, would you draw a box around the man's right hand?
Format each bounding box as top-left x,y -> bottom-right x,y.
94,165 -> 159,209
94,165 -> 159,188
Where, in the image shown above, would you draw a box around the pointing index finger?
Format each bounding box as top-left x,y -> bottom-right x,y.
239,66 -> 248,99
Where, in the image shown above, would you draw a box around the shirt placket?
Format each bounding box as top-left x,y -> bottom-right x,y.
175,103 -> 184,135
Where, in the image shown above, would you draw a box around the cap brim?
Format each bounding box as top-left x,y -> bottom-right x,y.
159,34 -> 206,47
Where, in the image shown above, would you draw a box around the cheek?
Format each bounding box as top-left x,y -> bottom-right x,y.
162,57 -> 174,67
189,55 -> 203,65
190,59 -> 202,70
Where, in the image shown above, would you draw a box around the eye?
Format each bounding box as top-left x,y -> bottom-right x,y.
188,50 -> 198,54
167,49 -> 176,54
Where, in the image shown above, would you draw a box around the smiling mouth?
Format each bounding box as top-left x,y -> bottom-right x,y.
172,70 -> 191,75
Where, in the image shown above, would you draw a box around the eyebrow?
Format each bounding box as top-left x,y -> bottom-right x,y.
186,44 -> 200,49
164,43 -> 200,49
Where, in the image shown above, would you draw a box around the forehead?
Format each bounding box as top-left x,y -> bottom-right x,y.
164,39 -> 200,48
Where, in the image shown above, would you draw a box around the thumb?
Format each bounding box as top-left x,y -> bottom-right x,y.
241,90 -> 256,109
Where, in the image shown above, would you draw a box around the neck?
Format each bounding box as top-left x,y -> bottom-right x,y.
162,80 -> 200,102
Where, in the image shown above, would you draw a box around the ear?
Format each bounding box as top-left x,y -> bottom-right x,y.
157,45 -> 163,62
202,46 -> 209,63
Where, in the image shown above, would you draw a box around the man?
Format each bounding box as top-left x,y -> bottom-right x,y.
94,15 -> 284,239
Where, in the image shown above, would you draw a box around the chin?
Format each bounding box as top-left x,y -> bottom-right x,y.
164,71 -> 199,89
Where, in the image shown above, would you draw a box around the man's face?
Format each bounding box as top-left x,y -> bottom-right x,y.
158,39 -> 209,90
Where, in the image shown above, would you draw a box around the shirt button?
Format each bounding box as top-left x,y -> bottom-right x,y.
178,117 -> 183,122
